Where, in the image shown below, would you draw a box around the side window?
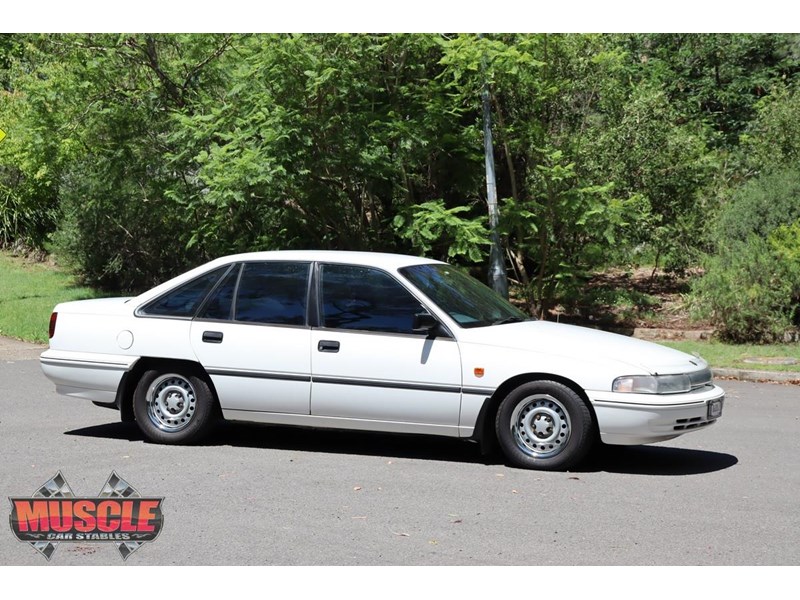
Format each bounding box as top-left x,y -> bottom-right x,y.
141,266 -> 229,318
197,264 -> 241,320
234,262 -> 310,325
320,264 -> 425,334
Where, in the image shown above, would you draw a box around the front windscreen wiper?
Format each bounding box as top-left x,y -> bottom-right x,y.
492,316 -> 527,325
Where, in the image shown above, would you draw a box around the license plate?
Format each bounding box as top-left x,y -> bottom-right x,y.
707,397 -> 724,419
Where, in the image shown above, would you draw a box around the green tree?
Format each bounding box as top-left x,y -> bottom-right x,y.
0,34 -> 74,249
172,34 -> 481,260
440,34 -> 666,314
3,31 -> 800,325
626,34 -> 800,149
740,84 -> 800,175
0,34 -> 236,287
590,85 -> 712,272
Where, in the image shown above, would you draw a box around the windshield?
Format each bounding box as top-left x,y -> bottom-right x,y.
400,263 -> 531,328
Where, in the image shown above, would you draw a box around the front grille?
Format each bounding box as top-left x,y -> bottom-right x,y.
673,416 -> 716,431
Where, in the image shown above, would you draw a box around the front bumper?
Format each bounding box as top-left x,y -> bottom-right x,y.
589,384 -> 725,445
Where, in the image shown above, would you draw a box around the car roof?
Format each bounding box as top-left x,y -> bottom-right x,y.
136,250 -> 445,303
205,250 -> 444,270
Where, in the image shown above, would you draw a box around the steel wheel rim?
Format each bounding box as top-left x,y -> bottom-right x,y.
146,374 -> 197,432
510,394 -> 571,458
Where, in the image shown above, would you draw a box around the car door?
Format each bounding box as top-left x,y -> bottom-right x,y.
190,261 -> 312,415
310,263 -> 462,429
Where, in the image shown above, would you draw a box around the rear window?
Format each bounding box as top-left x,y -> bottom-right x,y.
140,266 -> 229,318
234,262 -> 310,325
198,264 -> 241,320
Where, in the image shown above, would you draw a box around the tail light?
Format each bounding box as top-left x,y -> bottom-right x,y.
49,312 -> 58,339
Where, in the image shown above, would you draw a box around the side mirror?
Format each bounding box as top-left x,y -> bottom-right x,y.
412,311 -> 439,334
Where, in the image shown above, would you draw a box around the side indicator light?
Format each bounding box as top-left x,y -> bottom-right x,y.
474,367 -> 485,378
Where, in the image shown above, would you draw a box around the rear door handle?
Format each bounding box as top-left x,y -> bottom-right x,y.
202,331 -> 224,344
317,340 -> 340,353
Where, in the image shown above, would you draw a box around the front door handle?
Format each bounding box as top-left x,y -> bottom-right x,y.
202,331 -> 224,343
317,340 -> 340,353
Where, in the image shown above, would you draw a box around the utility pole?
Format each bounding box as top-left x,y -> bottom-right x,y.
481,42 -> 509,299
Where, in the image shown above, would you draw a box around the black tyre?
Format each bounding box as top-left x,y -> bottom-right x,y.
495,380 -> 594,471
133,367 -> 218,444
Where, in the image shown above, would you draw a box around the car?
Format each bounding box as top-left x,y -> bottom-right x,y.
40,250 -> 724,470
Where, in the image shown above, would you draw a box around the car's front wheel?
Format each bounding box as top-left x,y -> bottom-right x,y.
495,380 -> 593,471
133,368 -> 217,444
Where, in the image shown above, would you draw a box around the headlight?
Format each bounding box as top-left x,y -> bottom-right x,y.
612,374 -> 692,394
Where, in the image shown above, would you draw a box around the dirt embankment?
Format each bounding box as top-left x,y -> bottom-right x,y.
0,336 -> 45,361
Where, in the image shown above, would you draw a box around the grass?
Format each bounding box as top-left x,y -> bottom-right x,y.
0,251 -> 103,344
660,340 -> 800,373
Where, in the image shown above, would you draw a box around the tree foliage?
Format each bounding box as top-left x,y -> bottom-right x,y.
1,32 -> 799,336
740,84 -> 800,175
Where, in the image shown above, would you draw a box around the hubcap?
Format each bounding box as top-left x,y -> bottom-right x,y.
146,374 -> 197,432
510,394 -> 571,459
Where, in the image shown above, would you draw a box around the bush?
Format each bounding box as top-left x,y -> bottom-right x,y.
741,85 -> 800,174
713,168 -> 800,243
52,157 -> 195,293
0,181 -> 56,250
769,220 -> 800,323
694,168 -> 800,342
693,236 -> 795,343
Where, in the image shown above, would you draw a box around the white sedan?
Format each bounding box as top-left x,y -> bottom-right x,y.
40,251 -> 724,471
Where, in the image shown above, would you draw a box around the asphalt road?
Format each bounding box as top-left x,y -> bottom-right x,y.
0,355 -> 798,566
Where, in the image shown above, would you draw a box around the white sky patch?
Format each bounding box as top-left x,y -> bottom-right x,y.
2,1 -> 795,33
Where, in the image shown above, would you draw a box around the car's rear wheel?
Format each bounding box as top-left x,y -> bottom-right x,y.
133,368 -> 217,444
495,380 -> 593,471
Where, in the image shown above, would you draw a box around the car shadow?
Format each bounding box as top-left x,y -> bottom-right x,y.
64,421 -> 498,466
65,421 -> 146,442
64,421 -> 737,475
578,443 -> 738,475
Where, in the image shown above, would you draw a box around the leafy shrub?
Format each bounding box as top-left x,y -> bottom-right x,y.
392,200 -> 489,263
769,220 -> 800,323
0,94 -> 60,250
694,168 -> 800,342
693,236 -> 795,343
741,85 -> 800,174
713,168 -> 800,244
0,180 -> 56,250
52,156 -> 195,292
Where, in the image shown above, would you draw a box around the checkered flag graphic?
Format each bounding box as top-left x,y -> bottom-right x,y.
99,472 -> 140,498
98,472 -> 144,560
30,472 -> 75,560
